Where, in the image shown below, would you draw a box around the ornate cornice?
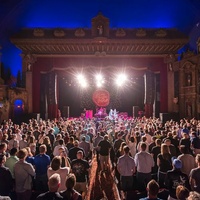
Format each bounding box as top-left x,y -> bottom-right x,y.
11,28 -> 188,56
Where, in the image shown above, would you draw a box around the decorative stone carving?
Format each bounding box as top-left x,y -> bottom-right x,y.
181,50 -> 195,59
116,28 -> 126,37
53,29 -> 66,37
91,12 -> 110,37
23,53 -> 37,71
75,28 -> 85,37
33,29 -> 44,37
164,54 -> 177,63
182,61 -> 195,71
136,29 -> 147,37
155,29 -> 167,37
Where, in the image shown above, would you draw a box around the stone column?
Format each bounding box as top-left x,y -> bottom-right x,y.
21,53 -> 37,113
167,67 -> 174,113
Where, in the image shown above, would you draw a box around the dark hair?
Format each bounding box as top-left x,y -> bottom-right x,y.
130,136 -> 135,143
141,142 -> 147,151
123,146 -> 130,154
10,148 -> 18,156
51,156 -> 61,171
58,139 -> 64,145
65,173 -> 76,189
147,180 -> 159,196
62,173 -> 77,199
176,185 -> 189,200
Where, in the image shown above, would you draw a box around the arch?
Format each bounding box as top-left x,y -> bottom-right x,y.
13,98 -> 24,124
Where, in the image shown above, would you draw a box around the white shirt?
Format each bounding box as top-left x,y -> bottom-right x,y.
134,151 -> 154,173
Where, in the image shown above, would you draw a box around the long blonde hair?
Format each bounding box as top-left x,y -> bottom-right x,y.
161,143 -> 170,160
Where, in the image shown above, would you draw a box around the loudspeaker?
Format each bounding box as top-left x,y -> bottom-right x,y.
133,106 -> 139,118
144,70 -> 155,104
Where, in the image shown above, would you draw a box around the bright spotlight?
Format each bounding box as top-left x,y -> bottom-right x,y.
95,74 -> 104,88
81,81 -> 88,88
96,74 -> 103,81
77,74 -> 85,81
115,74 -> 127,87
76,74 -> 88,88
97,82 -> 102,88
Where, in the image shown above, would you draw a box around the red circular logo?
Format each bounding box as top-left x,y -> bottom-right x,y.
92,89 -> 110,107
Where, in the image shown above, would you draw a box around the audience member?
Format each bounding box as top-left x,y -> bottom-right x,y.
117,146 -> 135,199
139,180 -> 162,200
36,173 -> 63,199
157,143 -> 172,188
178,145 -> 195,177
0,155 -> 13,197
34,144 -> 51,192
135,142 -> 154,192
68,140 -> 85,161
165,158 -> 190,200
71,150 -> 90,199
60,173 -> 82,200
47,156 -> 70,192
14,148 -> 35,200
5,147 -> 18,178
98,134 -> 112,172
189,154 -> 200,193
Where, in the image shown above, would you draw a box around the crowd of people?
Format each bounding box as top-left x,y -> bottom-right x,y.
0,116 -> 200,200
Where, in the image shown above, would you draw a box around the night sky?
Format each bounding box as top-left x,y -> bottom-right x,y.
0,0 -> 200,76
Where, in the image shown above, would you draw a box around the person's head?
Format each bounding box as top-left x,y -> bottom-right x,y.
56,134 -> 62,140
74,140 -> 79,147
22,134 -> 27,140
119,142 -> 126,152
141,142 -> 147,151
29,135 -> 35,143
187,191 -> 200,200
65,173 -> 76,190
172,158 -> 182,169
17,148 -> 28,160
76,150 -> 83,159
48,173 -> 61,192
82,136 -> 86,142
43,136 -> 51,145
123,146 -> 130,155
51,156 -> 61,171
155,139 -> 161,146
164,138 -> 171,146
39,144 -> 47,154
161,143 -> 170,155
25,147 -> 33,156
0,143 -> 7,152
58,139 -> 64,145
141,136 -> 147,142
10,147 -> 18,156
69,137 -> 74,143
195,154 -> 200,165
2,133 -> 8,140
151,136 -> 157,142
147,180 -> 159,198
167,132 -> 173,138
0,155 -> 6,165
104,134 -> 108,140
176,185 -> 189,200
130,136 -> 135,143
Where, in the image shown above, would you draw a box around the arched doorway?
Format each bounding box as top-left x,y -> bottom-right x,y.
13,99 -> 24,124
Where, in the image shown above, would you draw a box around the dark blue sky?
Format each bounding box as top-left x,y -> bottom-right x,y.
0,0 -> 200,76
